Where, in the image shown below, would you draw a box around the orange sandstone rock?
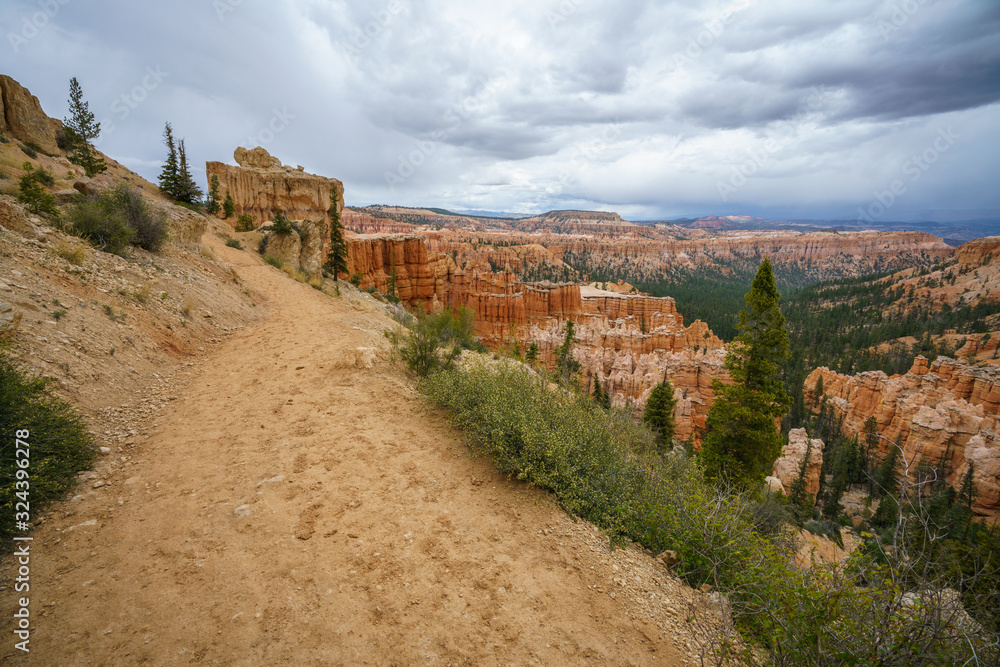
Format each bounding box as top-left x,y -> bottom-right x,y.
805,357 -> 1000,514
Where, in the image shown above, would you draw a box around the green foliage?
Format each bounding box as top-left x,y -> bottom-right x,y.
422,361 -> 650,536
393,306 -> 480,377
17,162 -> 58,216
591,376 -> 611,409
270,211 -> 294,235
349,273 -> 363,287
206,174 -> 221,214
235,213 -> 257,232
222,191 -> 235,219
324,195 -> 349,280
67,183 -> 167,254
420,360 -> 998,662
555,320 -> 581,384
225,238 -> 243,250
63,78 -> 106,176
158,122 -> 181,199
524,342 -> 539,364
702,259 -> 791,488
642,378 -> 676,452
1,350 -> 96,544
174,138 -> 202,204
263,254 -> 284,269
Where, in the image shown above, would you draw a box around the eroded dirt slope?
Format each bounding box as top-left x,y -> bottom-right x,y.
2,234 -> 715,665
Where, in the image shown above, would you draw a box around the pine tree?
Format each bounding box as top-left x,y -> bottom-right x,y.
206,175 -> 221,215
701,258 -> 791,488
788,439 -> 814,521
222,191 -> 235,219
556,321 -> 581,384
174,139 -> 202,204
63,77 -> 106,176
525,342 -> 539,365
324,192 -> 348,280
643,378 -> 677,453
592,377 -> 605,408
158,123 -> 181,199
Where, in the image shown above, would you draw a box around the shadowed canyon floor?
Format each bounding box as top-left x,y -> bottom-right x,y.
2,236 -> 696,665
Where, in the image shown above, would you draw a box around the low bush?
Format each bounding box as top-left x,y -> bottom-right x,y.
391,306 -> 481,377
349,273 -> 363,287
225,238 -> 243,250
107,183 -> 168,251
19,143 -> 37,159
66,183 -> 167,254
263,254 -> 284,269
0,349 -> 96,545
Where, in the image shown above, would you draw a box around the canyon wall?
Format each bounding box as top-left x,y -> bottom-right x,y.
206,147 -> 344,225
805,357 -> 1000,514
345,234 -> 728,441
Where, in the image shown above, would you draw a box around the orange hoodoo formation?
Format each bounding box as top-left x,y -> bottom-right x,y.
805,357 -> 1000,515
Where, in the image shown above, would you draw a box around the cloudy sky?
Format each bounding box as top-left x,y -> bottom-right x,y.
3,0 -> 999,220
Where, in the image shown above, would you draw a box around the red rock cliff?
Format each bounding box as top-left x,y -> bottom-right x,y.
805,357 -> 1000,515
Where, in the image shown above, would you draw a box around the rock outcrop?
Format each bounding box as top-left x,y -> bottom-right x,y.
261,219 -> 329,277
0,75 -> 64,154
805,357 -> 1000,514
206,147 -> 344,226
772,429 -> 825,498
956,236 -> 1000,268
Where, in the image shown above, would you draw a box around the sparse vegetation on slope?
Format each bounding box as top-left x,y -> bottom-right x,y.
0,347 -> 96,546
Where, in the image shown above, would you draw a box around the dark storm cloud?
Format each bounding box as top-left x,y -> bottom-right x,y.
1,0 -> 996,218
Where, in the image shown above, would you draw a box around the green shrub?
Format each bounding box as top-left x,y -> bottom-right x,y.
225,238 -> 243,250
392,306 -> 480,377
270,211 -> 294,235
0,350 -> 96,544
349,273 -> 363,287
423,362 -> 650,536
66,191 -> 135,255
66,183 -> 167,254
19,143 -> 37,159
107,183 -> 168,251
17,162 -> 58,216
235,212 -> 257,232
263,254 -> 284,269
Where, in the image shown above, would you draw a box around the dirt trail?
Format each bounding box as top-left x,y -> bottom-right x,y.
3,237 -> 692,665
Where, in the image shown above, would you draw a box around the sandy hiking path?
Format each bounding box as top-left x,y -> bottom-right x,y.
2,236 -> 690,665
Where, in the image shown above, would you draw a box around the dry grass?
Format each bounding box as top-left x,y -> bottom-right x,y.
200,245 -> 219,262
131,284 -> 152,304
180,295 -> 195,318
55,241 -> 87,265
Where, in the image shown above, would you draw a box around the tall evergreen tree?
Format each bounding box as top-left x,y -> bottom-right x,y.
643,378 -> 677,452
222,191 -> 236,219
592,376 -> 606,407
63,77 -> 106,176
556,321 -> 581,384
701,258 -> 791,488
158,122 -> 181,199
175,139 -> 202,204
206,175 -> 221,214
324,192 -> 348,280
